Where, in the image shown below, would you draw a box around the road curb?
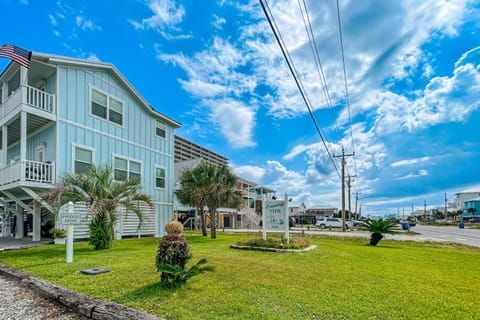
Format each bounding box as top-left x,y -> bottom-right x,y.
0,263 -> 163,320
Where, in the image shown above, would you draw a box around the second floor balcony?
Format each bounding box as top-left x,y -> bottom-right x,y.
0,85 -> 56,124
0,160 -> 55,190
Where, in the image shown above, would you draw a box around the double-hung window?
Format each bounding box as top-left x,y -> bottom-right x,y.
155,167 -> 166,189
114,156 -> 141,182
91,88 -> 123,126
155,120 -> 166,138
74,146 -> 93,174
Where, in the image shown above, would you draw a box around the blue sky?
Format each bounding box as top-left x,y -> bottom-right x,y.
2,0 -> 480,216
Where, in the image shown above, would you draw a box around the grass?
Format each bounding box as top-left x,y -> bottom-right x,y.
1,232 -> 479,320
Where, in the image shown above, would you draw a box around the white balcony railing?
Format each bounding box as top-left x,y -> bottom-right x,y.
0,160 -> 55,187
0,85 -> 56,118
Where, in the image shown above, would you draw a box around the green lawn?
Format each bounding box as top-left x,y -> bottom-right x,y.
1,232 -> 479,320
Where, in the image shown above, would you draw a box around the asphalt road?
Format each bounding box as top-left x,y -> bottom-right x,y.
410,224 -> 480,247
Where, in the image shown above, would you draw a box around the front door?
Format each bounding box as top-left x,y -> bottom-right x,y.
35,144 -> 45,162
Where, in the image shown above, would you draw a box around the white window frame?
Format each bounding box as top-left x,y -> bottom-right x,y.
154,165 -> 167,190
112,154 -> 143,183
89,85 -> 125,127
35,144 -> 46,162
72,144 -> 95,174
155,119 -> 166,139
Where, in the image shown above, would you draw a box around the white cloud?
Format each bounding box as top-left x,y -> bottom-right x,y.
75,15 -> 101,31
233,165 -> 265,182
206,98 -> 256,148
391,157 -> 430,167
397,169 -> 429,180
212,14 -> 226,29
130,0 -> 189,39
283,144 -> 310,160
371,51 -> 480,135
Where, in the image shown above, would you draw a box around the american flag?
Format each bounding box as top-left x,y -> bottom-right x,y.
0,44 -> 32,68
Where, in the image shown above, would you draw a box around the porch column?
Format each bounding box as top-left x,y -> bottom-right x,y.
15,210 -> 24,239
1,124 -> 7,167
33,201 -> 41,241
1,81 -> 7,103
20,66 -> 28,85
20,110 -> 26,166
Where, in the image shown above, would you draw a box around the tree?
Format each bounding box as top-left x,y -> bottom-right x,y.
177,162 -> 242,239
44,164 -> 152,249
359,219 -> 398,246
176,167 -> 209,236
466,207 -> 477,221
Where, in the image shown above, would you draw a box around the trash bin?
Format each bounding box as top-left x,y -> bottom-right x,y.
459,223 -> 464,229
402,222 -> 410,231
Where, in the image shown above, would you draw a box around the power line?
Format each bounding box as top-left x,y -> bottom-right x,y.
297,0 -> 341,143
259,0 -> 340,178
335,0 -> 358,175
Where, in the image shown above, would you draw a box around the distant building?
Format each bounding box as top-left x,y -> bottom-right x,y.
289,203 -> 306,216
174,135 -> 227,166
454,192 -> 480,211
463,196 -> 480,220
173,136 -> 275,229
306,207 -> 338,218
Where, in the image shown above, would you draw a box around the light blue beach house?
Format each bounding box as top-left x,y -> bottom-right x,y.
0,51 -> 181,241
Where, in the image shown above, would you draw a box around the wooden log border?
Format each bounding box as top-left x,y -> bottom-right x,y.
0,263 -> 162,320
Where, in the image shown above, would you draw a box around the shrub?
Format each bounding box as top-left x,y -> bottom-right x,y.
156,221 -> 214,288
359,219 -> 398,246
236,237 -> 310,250
88,216 -> 110,250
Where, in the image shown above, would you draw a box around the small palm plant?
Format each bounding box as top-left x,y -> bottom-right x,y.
359,219 -> 398,246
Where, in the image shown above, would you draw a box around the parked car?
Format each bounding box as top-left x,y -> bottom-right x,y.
315,217 -> 350,229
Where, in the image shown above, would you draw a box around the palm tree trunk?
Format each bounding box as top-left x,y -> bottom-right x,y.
211,210 -> 216,239
370,232 -> 383,246
199,208 -> 207,236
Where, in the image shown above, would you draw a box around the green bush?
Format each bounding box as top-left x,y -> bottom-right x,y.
156,221 -> 214,288
88,216 -> 110,250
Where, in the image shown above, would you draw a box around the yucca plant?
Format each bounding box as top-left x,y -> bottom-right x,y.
158,258 -> 215,289
359,219 -> 398,246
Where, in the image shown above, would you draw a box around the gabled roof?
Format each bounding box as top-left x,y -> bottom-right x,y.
31,52 -> 181,129
174,158 -> 204,183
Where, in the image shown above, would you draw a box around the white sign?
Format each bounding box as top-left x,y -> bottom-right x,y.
262,194 -> 290,243
265,200 -> 286,230
61,213 -> 81,225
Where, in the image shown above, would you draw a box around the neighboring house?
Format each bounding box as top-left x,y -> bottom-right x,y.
289,203 -> 306,216
0,51 -> 181,241
172,136 -> 275,230
463,197 -> 480,220
306,207 -> 338,219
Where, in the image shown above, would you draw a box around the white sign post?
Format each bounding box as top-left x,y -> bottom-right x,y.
62,202 -> 80,263
262,193 -> 290,244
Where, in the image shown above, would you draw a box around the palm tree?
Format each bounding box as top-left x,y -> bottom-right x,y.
176,167 -> 208,236
176,162 -> 242,239
359,219 -> 398,246
44,164 -> 152,249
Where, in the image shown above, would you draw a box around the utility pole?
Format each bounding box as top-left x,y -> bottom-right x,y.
354,192 -> 361,219
334,148 -> 354,232
347,175 -> 356,227
444,192 -> 448,221
424,199 -> 427,222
